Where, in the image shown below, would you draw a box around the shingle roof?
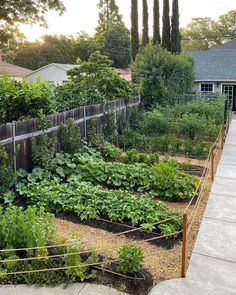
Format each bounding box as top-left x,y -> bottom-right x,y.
188,47 -> 236,81
0,62 -> 33,77
211,39 -> 236,51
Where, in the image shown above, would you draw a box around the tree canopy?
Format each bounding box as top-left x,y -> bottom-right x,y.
96,0 -> 123,33
162,0 -> 171,51
171,0 -> 181,53
0,0 -> 65,26
153,0 -> 161,44
131,0 -> 139,60
181,10 -> 236,51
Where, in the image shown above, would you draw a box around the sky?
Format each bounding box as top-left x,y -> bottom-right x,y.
19,0 -> 236,41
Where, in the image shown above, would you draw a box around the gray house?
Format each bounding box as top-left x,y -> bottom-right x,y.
25,63 -> 79,85
188,39 -> 236,110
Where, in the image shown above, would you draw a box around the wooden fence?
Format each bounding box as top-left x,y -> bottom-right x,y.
0,97 -> 141,171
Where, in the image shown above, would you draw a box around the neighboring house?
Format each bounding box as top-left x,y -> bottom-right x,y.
25,63 -> 132,85
114,68 -> 132,81
25,63 -> 79,85
0,51 -> 32,81
188,38 -> 236,110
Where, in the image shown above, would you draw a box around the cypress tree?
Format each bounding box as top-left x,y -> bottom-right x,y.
171,0 -> 181,53
142,0 -> 149,46
97,0 -> 123,33
153,0 -> 161,44
162,0 -> 171,51
131,0 -> 139,59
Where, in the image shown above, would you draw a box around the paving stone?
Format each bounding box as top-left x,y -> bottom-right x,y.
205,194 -> 236,222
77,284 -> 128,295
0,284 -> 85,295
216,164 -> 236,178
211,176 -> 236,197
192,218 -> 236,261
188,254 -> 236,291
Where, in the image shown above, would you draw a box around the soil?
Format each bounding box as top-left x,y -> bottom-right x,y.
88,258 -> 153,295
56,150 -> 222,292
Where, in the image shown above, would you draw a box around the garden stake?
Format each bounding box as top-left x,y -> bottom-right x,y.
12,121 -> 17,176
181,213 -> 187,278
211,146 -> 214,181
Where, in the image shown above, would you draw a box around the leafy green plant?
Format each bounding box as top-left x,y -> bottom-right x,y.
0,206 -> 55,249
117,245 -> 144,275
31,134 -> 57,170
0,145 -> 14,196
58,118 -> 83,154
16,179 -> 182,234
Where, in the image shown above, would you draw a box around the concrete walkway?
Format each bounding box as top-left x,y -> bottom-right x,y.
149,116 -> 236,295
0,283 -> 128,295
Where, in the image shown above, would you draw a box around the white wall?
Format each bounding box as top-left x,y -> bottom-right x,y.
25,65 -> 68,85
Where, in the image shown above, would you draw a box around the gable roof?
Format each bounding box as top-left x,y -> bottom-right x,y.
25,63 -> 79,77
188,39 -> 236,81
211,38 -> 236,51
0,61 -> 33,77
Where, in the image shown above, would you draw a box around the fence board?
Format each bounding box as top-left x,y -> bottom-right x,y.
0,97 -> 140,171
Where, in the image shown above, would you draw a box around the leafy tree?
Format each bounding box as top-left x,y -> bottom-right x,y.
57,51 -> 132,106
96,0 -> 123,33
75,32 -> 98,61
142,0 -> 149,46
131,0 -> 139,60
181,10 -> 236,51
0,0 -> 65,26
171,0 -> 181,53
0,24 -> 26,62
153,0 -> 161,44
162,0 -> 171,51
100,23 -> 131,68
132,45 -> 194,108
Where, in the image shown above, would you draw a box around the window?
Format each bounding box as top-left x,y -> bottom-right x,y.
200,83 -> 213,92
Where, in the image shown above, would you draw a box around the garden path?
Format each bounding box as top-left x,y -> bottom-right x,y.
148,115 -> 236,295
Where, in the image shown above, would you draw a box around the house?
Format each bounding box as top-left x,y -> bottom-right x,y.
0,51 -> 32,81
24,63 -> 80,85
188,39 -> 236,110
25,63 -> 132,85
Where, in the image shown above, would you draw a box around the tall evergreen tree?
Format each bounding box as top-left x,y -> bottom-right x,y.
153,0 -> 161,44
97,0 -> 123,33
171,0 -> 181,53
131,0 -> 139,59
142,0 -> 149,46
162,0 -> 171,51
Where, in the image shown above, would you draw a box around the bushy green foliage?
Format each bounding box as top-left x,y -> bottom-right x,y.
0,76 -> 56,123
121,129 -> 148,150
0,145 -> 14,196
59,118 -> 83,154
117,245 -> 144,275
132,45 -> 194,108
0,206 -> 55,249
31,134 -> 57,170
16,179 -> 182,234
141,110 -> 171,135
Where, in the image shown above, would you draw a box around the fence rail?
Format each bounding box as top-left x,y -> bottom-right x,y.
0,96 -> 141,170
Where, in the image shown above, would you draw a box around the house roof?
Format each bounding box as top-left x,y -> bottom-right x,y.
25,63 -> 79,77
188,40 -> 236,81
210,38 -> 236,51
0,61 -> 33,77
114,68 -> 131,81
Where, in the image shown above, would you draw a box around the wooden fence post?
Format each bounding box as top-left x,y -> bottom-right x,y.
221,126 -> 224,150
181,213 -> 187,278
211,146 -> 214,181
12,121 -> 17,176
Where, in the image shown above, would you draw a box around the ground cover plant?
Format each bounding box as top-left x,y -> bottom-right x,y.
16,178 -> 182,235
118,98 -> 225,158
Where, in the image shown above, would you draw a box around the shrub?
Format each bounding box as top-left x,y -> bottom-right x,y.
31,134 -> 57,170
59,118 -> 83,154
0,206 -> 55,249
141,109 -> 171,136
121,129 -> 149,150
0,145 -> 14,195
117,245 -> 144,275
0,76 -> 56,124
132,45 -> 194,108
